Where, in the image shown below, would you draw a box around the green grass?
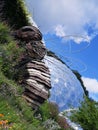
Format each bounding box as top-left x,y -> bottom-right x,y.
0,21 -> 42,130
0,71 -> 44,130
0,97 -> 43,130
0,22 -> 73,129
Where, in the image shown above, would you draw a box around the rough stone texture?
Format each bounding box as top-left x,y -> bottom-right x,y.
17,60 -> 51,108
12,26 -> 46,60
25,41 -> 46,60
13,25 -> 51,109
13,26 -> 42,41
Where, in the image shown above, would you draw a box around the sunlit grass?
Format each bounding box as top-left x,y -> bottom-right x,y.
0,97 -> 28,130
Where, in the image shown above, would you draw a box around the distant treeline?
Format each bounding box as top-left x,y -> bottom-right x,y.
73,70 -> 89,96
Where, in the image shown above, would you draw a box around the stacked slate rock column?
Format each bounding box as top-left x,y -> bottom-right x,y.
13,26 -> 51,109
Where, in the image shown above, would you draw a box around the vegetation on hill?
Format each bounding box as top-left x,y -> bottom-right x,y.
0,19 -> 72,130
47,50 -> 65,64
0,0 -> 31,29
72,70 -> 88,96
0,0 -> 97,130
0,0 -> 72,129
70,96 -> 98,130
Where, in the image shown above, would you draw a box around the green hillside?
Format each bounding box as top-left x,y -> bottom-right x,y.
0,0 -> 72,129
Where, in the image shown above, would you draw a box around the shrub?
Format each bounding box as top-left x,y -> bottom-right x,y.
48,102 -> 59,120
0,22 -> 11,44
0,22 -> 24,79
1,41 -> 24,79
39,101 -> 59,121
43,119 -> 61,130
70,96 -> 98,130
57,116 -> 70,130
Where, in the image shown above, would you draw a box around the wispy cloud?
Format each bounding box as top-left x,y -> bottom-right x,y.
55,25 -> 65,37
25,0 -> 98,43
82,77 -> 98,93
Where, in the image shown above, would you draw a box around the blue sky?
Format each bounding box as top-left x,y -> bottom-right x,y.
25,0 -> 98,101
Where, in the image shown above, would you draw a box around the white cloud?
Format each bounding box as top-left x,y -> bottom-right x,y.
64,35 -> 91,44
82,77 -> 98,93
55,25 -> 65,37
25,0 -> 98,43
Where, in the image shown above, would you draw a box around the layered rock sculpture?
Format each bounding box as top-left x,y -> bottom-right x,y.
13,26 -> 42,41
25,41 -> 46,60
13,26 -> 51,109
22,61 -> 51,109
13,26 -> 46,60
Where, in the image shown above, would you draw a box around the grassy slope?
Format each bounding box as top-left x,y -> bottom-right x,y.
0,1 -> 43,129
0,22 -> 43,129
0,0 -> 73,129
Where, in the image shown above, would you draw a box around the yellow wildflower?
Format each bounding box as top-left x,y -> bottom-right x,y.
0,121 -> 3,125
0,120 -> 8,125
5,120 -> 8,124
0,114 -> 4,117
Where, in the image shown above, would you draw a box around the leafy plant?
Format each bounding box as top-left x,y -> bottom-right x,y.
57,116 -> 70,130
39,101 -> 59,121
0,73 -> 43,130
0,22 -> 24,79
70,96 -> 98,130
1,42 -> 24,77
0,22 -> 11,44
42,119 -> 61,130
